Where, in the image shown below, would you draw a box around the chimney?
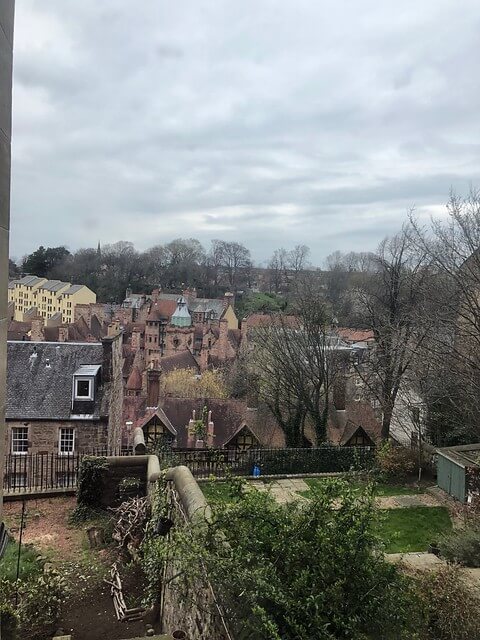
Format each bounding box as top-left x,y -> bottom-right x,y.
147,368 -> 161,407
151,288 -> 160,303
187,409 -> 196,448
223,292 -> 234,309
183,287 -> 197,301
107,320 -> 120,337
206,410 -> 214,447
31,316 -> 45,342
58,326 -> 69,342
131,327 -> 142,351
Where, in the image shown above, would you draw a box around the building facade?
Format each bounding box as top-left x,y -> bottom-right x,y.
4,336 -> 124,489
8,276 -> 96,323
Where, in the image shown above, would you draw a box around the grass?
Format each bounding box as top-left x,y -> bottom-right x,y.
0,541 -> 43,582
200,481 -> 239,503
300,477 -> 428,498
378,506 -> 452,553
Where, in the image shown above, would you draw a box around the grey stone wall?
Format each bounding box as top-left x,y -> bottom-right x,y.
161,466 -> 233,639
0,1 -> 15,518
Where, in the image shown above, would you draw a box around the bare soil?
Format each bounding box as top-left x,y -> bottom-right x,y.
3,496 -> 83,558
4,497 -> 158,639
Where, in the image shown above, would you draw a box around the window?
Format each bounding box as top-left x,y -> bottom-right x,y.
59,428 -> 75,454
349,433 -> 369,446
75,378 -> 93,400
11,427 -> 28,455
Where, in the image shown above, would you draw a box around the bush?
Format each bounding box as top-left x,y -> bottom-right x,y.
439,526 -> 480,567
0,602 -> 18,640
375,441 -> 416,479
414,564 -> 480,640
143,478 -> 421,639
0,571 -> 66,640
70,456 -> 109,521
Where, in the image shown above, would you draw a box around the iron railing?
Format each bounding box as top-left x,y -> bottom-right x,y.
157,446 -> 375,479
3,446 -> 375,492
3,452 -> 82,493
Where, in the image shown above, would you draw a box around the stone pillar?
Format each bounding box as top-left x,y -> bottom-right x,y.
206,411 -> 215,447
0,0 -> 14,521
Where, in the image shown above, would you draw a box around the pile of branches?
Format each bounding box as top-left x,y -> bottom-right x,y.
111,497 -> 149,561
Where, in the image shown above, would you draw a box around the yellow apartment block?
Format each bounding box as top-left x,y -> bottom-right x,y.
8,275 -> 96,323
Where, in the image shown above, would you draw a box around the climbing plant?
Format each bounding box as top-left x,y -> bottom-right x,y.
70,456 -> 109,522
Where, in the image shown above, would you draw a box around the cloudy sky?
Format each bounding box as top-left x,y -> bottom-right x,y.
10,0 -> 480,265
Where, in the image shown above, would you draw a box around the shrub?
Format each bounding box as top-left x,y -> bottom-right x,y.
414,564 -> 480,640
0,570 -> 66,640
0,602 -> 18,640
375,441 -> 416,479
143,478 -> 421,639
439,526 -> 480,567
69,456 -> 109,522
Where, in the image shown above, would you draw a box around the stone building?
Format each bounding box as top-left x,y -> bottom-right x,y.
4,335 -> 124,488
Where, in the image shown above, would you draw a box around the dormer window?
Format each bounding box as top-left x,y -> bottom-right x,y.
75,377 -> 93,400
72,364 -> 101,408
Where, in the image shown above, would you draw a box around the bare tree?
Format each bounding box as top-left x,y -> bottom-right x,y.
251,286 -> 342,445
353,227 -> 433,440
213,240 -> 251,290
409,189 -> 480,443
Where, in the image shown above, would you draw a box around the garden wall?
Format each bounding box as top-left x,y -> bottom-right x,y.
160,466 -> 233,640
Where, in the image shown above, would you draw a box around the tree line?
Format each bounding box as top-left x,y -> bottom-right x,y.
11,239 -> 316,304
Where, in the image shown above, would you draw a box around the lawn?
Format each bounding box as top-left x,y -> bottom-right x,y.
301,477 -> 428,498
200,480 -> 239,503
378,506 -> 452,553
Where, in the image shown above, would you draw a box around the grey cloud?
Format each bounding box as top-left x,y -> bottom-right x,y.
9,0 -> 480,264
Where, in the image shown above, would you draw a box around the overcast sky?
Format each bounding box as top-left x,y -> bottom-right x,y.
10,1 -> 480,265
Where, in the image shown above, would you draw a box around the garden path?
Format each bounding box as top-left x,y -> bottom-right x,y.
247,479 -> 442,509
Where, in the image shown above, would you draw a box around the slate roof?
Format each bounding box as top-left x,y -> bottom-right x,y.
6,341 -> 105,420
160,350 -> 199,374
41,280 -> 69,292
63,284 -> 86,295
17,276 -> 45,287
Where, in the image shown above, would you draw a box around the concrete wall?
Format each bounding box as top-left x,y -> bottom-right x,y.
0,1 -> 15,519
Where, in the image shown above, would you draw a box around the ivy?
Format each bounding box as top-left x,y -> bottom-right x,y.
70,456 -> 109,522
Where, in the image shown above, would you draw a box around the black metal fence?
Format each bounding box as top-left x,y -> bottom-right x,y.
3,446 -> 375,492
3,453 -> 82,493
157,446 -> 375,479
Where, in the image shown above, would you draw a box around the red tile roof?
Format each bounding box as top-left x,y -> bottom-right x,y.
336,328 -> 375,343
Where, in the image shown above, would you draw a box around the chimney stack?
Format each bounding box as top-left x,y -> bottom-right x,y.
31,316 -> 45,342
223,292 -> 234,309
58,326 -> 69,342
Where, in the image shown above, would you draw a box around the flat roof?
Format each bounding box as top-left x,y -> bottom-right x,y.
437,443 -> 480,468
74,364 -> 101,377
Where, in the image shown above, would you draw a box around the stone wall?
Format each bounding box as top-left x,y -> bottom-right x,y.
5,419 -> 109,455
0,0 -> 14,519
102,332 -> 124,454
161,466 -> 233,639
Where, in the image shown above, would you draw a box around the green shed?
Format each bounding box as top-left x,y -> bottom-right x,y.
436,444 -> 480,503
